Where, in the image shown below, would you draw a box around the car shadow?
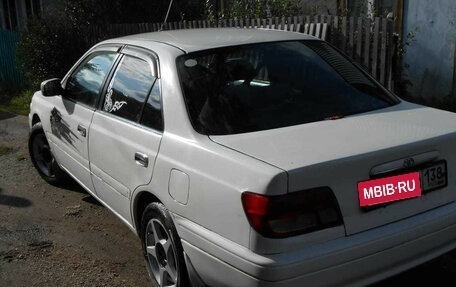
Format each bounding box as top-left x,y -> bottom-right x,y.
58,178 -> 103,207
57,177 -> 87,194
82,195 -> 103,206
0,187 -> 32,208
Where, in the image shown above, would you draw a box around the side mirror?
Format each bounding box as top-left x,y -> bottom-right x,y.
41,78 -> 63,97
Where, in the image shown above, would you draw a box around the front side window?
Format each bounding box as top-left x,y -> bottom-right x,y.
103,55 -> 157,123
177,40 -> 399,135
65,52 -> 117,107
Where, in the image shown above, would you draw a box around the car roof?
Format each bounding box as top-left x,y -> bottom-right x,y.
102,28 -> 319,53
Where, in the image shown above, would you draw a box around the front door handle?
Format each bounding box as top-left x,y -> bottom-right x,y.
77,124 -> 87,137
135,152 -> 149,168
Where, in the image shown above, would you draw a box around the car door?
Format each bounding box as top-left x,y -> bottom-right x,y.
48,46 -> 120,193
88,46 -> 163,221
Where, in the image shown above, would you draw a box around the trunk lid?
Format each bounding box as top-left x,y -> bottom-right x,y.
210,102 -> 456,235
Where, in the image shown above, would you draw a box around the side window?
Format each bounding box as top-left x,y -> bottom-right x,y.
66,52 -> 117,107
103,56 -> 155,123
141,80 -> 163,131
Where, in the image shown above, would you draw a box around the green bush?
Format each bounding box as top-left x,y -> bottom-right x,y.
0,87 -> 33,115
16,0 -> 201,85
5,0 -> 203,115
5,88 -> 35,115
205,0 -> 305,20
16,0 -> 131,85
17,5 -> 90,85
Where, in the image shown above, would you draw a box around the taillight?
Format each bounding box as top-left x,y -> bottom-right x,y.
241,187 -> 343,238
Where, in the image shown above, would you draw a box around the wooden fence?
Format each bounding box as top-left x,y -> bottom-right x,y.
0,15 -> 397,90
324,16 -> 398,90
87,15 -> 398,90
0,30 -> 23,87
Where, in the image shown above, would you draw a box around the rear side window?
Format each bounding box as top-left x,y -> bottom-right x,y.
141,80 -> 163,131
103,55 -> 161,126
177,40 -> 398,135
65,52 -> 117,107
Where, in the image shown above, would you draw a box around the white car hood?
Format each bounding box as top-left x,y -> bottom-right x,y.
209,102 -> 456,173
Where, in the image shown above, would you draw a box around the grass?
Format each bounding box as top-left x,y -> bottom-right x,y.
16,154 -> 27,161
7,89 -> 34,115
0,145 -> 25,160
0,87 -> 34,116
0,145 -> 14,156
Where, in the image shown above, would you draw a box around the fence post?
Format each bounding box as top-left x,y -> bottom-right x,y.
356,17 -> 363,62
372,17 -> 380,79
386,19 -> 395,90
341,17 -> 347,53
380,19 -> 388,85
348,17 -> 355,59
333,16 -> 339,48
364,18 -> 371,70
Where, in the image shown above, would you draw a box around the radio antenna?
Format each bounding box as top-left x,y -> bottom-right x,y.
160,0 -> 174,31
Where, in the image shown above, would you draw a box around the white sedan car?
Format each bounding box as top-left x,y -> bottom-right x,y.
28,28 -> 456,286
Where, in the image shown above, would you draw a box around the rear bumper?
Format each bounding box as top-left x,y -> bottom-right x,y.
174,202 -> 456,287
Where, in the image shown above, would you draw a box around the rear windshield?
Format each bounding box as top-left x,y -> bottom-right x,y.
177,40 -> 398,135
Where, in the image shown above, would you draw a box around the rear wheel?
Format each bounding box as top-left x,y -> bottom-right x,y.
29,122 -> 66,184
140,202 -> 189,287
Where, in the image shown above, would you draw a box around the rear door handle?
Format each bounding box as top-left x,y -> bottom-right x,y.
135,152 -> 149,168
77,124 -> 86,137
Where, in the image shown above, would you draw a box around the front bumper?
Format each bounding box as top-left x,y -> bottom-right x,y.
174,201 -> 456,287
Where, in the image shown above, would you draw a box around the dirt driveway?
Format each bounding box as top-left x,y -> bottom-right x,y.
0,110 -> 455,287
0,111 -> 151,287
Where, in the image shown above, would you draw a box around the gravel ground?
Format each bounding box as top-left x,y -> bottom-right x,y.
0,110 -> 455,287
0,111 -> 151,287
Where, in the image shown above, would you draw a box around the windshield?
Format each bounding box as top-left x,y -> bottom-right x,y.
177,40 -> 399,135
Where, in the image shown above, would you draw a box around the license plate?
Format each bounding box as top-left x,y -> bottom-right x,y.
420,161 -> 447,192
358,161 -> 447,207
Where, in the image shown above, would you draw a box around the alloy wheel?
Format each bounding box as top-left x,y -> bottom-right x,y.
145,218 -> 178,287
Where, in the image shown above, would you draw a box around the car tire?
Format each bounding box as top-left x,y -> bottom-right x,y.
140,202 -> 189,287
29,122 -> 66,184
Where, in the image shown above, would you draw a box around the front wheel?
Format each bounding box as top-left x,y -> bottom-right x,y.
29,122 -> 66,184
140,202 -> 189,287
